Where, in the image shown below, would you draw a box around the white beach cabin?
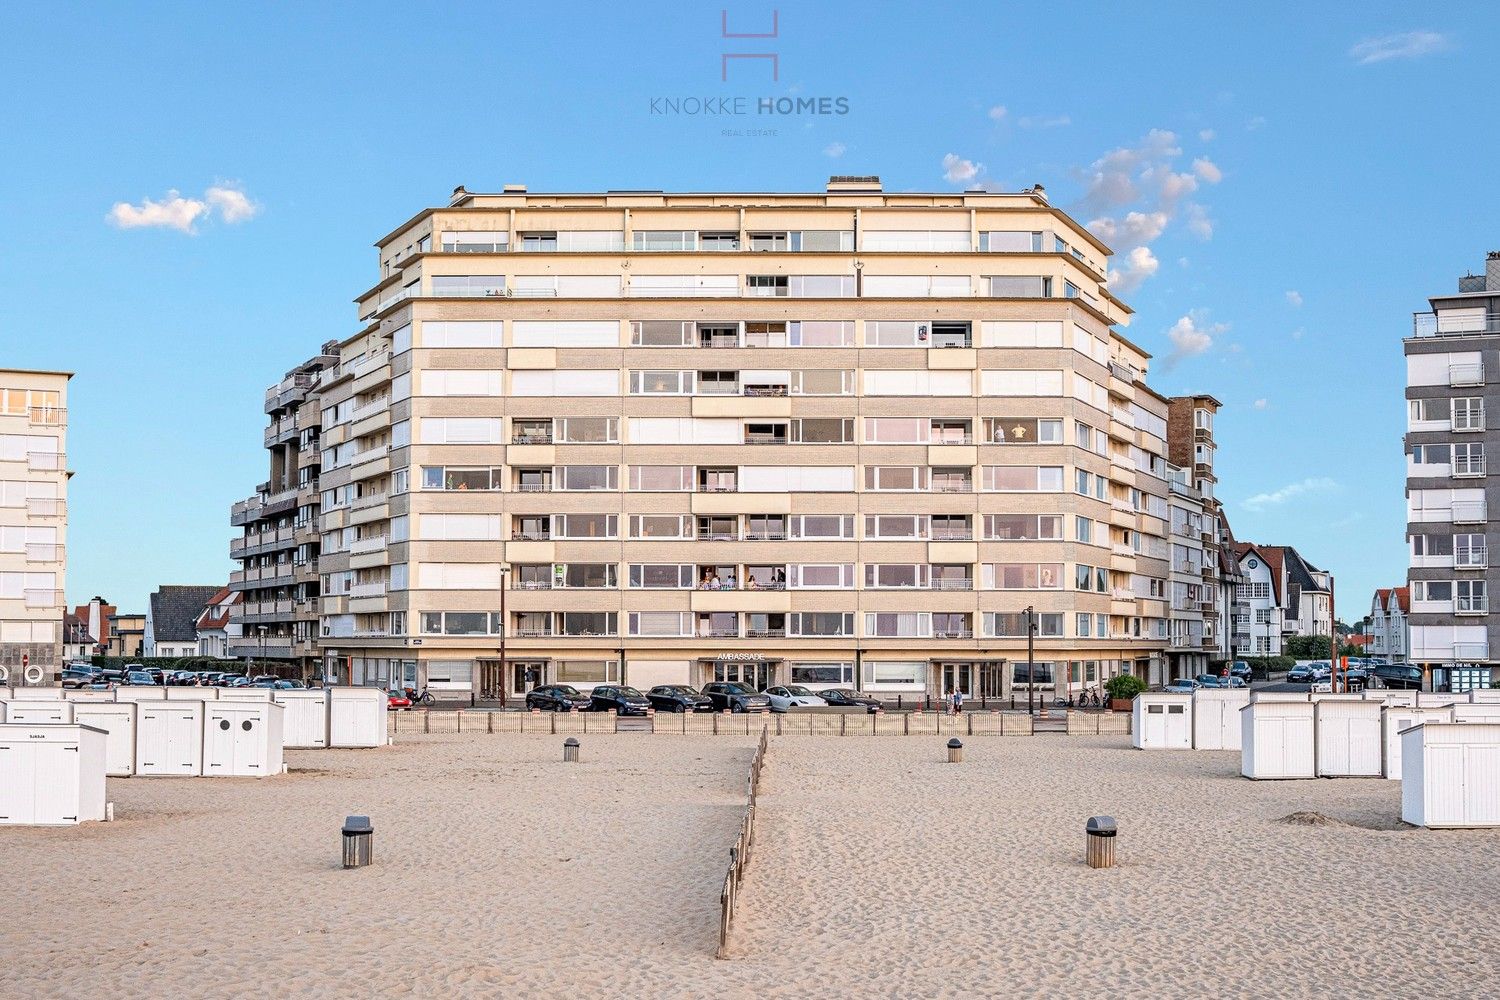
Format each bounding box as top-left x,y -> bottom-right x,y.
1470,689 -> 1500,704
1314,699 -> 1384,777
1192,689 -> 1249,750
1417,692 -> 1460,709
328,687 -> 387,748
1400,722 -> 1500,828
71,702 -> 138,777
217,688 -> 274,702
1132,693 -> 1193,749
63,689 -> 117,702
0,724 -> 107,825
1240,700 -> 1315,779
166,686 -> 217,701
1249,691 -> 1310,703
135,701 -> 204,776
203,701 -> 284,778
272,689 -> 329,749
0,687 -> 65,701
1381,706 -> 1453,780
5,701 -> 73,725
1452,703 -> 1500,723
1363,690 -> 1418,707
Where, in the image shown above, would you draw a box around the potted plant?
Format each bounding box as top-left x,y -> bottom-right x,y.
1104,674 -> 1147,712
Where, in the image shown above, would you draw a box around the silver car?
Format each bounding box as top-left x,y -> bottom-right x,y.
763,685 -> 828,712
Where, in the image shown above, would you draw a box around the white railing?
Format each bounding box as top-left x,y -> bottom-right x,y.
1449,363 -> 1485,387
1454,457 -> 1487,478
350,491 -> 388,510
350,582 -> 388,598
26,451 -> 63,471
1413,312 -> 1500,338
24,498 -> 64,518
1451,501 -> 1488,523
349,534 -> 388,554
23,588 -> 64,608
24,543 -> 63,563
351,445 -> 390,468
351,398 -> 389,422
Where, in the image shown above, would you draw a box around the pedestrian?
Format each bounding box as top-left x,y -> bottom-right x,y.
951,687 -> 964,716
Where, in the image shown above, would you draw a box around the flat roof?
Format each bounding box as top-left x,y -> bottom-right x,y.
0,367 -> 74,378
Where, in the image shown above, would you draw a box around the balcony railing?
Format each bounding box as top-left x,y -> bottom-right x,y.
349,535 -> 388,554
696,627 -> 741,638
743,531 -> 786,541
511,433 -> 554,444
1454,458 -> 1487,478
349,582 -> 388,598
26,451 -> 63,471
512,628 -> 554,638
350,445 -> 390,468
745,628 -> 787,639
1451,502 -> 1487,523
1455,642 -> 1490,659
1449,363 -> 1486,387
931,530 -> 973,541
515,580 -> 555,590
934,628 -> 975,640
1456,599 -> 1489,615
24,498 -> 64,518
1413,312 -> 1500,338
23,588 -> 65,608
744,433 -> 789,445
350,491 -> 389,511
697,483 -> 738,493
929,578 -> 975,591
931,481 -> 974,493
744,385 -> 789,397
25,543 -> 64,563
1456,549 -> 1489,568
28,406 -> 66,427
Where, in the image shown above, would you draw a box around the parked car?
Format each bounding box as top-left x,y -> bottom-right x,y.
144,667 -> 165,685
1223,676 -> 1249,689
1287,664 -> 1314,684
61,667 -> 96,689
702,682 -> 772,713
386,688 -> 411,710
125,670 -> 155,686
763,685 -> 828,712
280,678 -> 307,689
1229,660 -> 1252,683
1343,665 -> 1369,690
1308,662 -> 1332,681
588,685 -> 651,716
816,689 -> 882,712
525,684 -> 593,712
98,667 -> 127,685
1193,673 -> 1224,688
646,685 -> 714,713
1164,678 -> 1199,693
1371,663 -> 1424,690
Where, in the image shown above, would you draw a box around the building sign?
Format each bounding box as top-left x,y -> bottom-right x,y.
714,652 -> 768,660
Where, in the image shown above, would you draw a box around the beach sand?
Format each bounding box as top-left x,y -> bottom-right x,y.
3,733 -> 1497,998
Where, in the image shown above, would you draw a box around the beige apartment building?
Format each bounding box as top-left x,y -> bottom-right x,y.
0,368 -> 69,685
310,176 -> 1203,704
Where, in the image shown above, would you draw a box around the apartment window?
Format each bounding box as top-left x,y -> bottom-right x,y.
1453,397 -> 1484,431
791,418 -> 852,444
555,514 -> 617,539
979,231 -> 1043,252
700,232 -> 740,251
1454,443 -> 1486,476
630,514 -> 692,539
790,515 -> 854,539
555,659 -> 621,684
791,612 -> 855,637
865,564 -> 928,589
791,369 -> 852,396
633,231 -> 697,252
865,321 -> 929,348
985,564 -> 1063,589
1455,533 -> 1487,566
931,515 -> 971,540
988,612 -> 1063,637
629,370 -> 696,395
558,612 -> 617,636
626,466 -> 693,492
421,467 -> 503,491
788,564 -> 854,588
1076,517 -> 1093,544
864,466 -> 928,491
982,466 -> 1063,491
747,232 -> 789,251
1077,613 -> 1092,637
1074,565 -> 1109,592
987,275 -> 1052,298
866,515 -> 928,539
790,662 -> 853,685
746,275 -> 788,296
988,418 -> 1063,444
1415,581 -> 1452,602
1410,398 -> 1450,422
628,564 -> 695,589
557,417 -> 618,443
430,275 -> 505,297
787,320 -> 855,347
1457,580 -> 1487,613
865,612 -> 931,638
984,514 -> 1062,540
440,230 -> 508,253
555,466 -> 617,491
632,320 -> 695,347
519,232 -> 558,252
865,417 -> 929,444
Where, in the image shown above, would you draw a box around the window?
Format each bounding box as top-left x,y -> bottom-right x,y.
418,418 -> 502,445
556,466 -> 617,491
1454,443 -> 1486,476
979,231 -> 1043,252
630,514 -> 692,539
790,612 -> 855,637
866,515 -> 928,539
985,564 -> 1063,589
988,612 -> 1063,637
790,515 -> 854,539
865,612 -> 931,638
421,467 -> 503,491
1077,613 -> 1092,637
982,466 -> 1063,491
431,275 -> 505,297
861,660 -> 924,689
1457,580 -> 1487,612
864,466 -> 928,491
987,275 -> 1052,298
558,417 -> 618,443
555,514 -> 617,539
628,564 -> 696,588
790,662 -> 853,685
632,320 -> 694,347
984,514 -> 1062,540
628,466 -> 694,492
1076,517 -> 1093,544
788,564 -> 854,589
1454,397 -> 1484,431
865,418 -> 929,444
629,370 -> 695,395
987,418 -> 1063,443
865,564 -> 928,588
441,230 -> 508,253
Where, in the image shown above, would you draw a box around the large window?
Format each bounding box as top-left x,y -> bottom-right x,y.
982,466 -> 1064,491
984,564 -> 1064,589
987,612 -> 1063,637
984,514 -> 1062,540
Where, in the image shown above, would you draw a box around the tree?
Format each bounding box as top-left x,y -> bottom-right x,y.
1104,674 -> 1148,701
1286,635 -> 1362,659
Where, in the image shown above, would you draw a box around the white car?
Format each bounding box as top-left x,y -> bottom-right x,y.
763,685 -> 828,712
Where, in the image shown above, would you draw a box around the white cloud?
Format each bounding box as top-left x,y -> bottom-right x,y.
1349,30 -> 1450,65
108,182 -> 258,233
823,141 -> 846,158
1018,114 -> 1070,128
1192,157 -> 1223,184
1291,327 -> 1305,340
1184,203 -> 1214,240
1108,246 -> 1159,293
941,153 -> 982,185
1285,290 -> 1304,308
1163,310 -> 1229,369
205,184 -> 258,223
1242,477 -> 1337,512
1086,210 -> 1168,245
987,105 -> 1008,122
1198,128 -> 1216,142
1253,398 -> 1269,410
107,191 -> 208,233
1245,116 -> 1266,131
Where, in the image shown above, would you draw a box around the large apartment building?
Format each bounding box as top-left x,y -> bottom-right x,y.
1405,251 -> 1500,692
290,176 -> 1237,703
0,368 -> 69,685
228,348 -> 338,677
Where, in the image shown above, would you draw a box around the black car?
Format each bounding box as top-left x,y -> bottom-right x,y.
588,685 -> 651,716
647,685 -> 714,712
61,666 -> 97,689
1287,663 -> 1314,684
816,688 -> 882,713
98,667 -> 127,685
525,684 -> 593,712
1371,663 -> 1424,690
125,670 -> 155,686
1228,660 -> 1253,683
701,681 -> 772,713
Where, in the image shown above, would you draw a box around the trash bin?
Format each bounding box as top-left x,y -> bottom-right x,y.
1085,815 -> 1117,869
563,737 -> 580,763
342,815 -> 373,868
946,737 -> 963,763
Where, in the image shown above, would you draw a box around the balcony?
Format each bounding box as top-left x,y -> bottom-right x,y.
1451,502 -> 1488,523
350,628 -> 390,638
1413,312 -> 1500,338
23,588 -> 65,609
350,582 -> 388,598
933,628 -> 975,640
515,580 -> 555,591
350,491 -> 389,511
931,480 -> 973,494
25,542 -> 64,563
1449,363 -> 1485,387
228,636 -> 296,658
1456,599 -> 1488,616
929,578 -> 975,592
745,628 -> 787,639
1455,641 -> 1490,660
351,397 -> 389,422
744,432 -> 789,446
696,626 -> 741,638
512,432 -> 554,445
350,445 -> 390,469
931,529 -> 973,541
24,497 -> 64,518
26,451 -> 64,471
1454,458 -> 1487,479
349,535 -> 388,554
1456,548 -> 1489,569
28,406 -> 66,427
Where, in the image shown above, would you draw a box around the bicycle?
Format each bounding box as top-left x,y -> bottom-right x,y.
404,687 -> 436,706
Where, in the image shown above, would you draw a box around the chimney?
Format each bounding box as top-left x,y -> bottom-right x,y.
1032,183 -> 1048,203
1487,251 -> 1500,292
448,185 -> 469,206
1459,273 -> 1486,294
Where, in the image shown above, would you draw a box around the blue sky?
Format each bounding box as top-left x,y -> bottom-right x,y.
2,2 -> 1495,619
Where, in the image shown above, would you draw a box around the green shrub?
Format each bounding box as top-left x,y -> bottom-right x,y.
1105,674 -> 1148,700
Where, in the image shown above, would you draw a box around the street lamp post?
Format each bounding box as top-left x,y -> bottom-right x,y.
484,563 -> 510,709
1025,605 -> 1037,715
256,625 -> 267,679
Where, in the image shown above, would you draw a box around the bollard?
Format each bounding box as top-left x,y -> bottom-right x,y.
342,815 -> 373,869
947,737 -> 963,764
1085,815 -> 1117,869
563,737 -> 580,763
